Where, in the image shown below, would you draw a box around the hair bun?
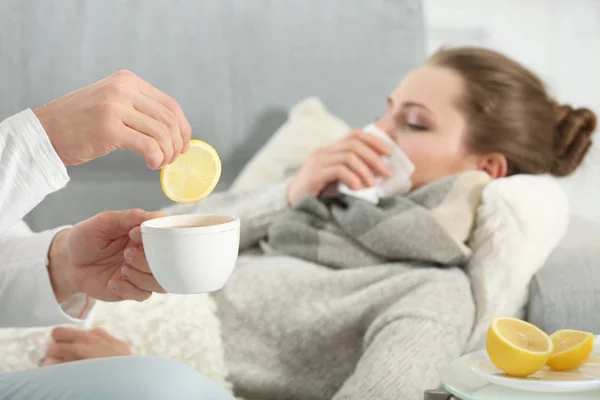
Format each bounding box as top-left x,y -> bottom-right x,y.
552,104 -> 597,176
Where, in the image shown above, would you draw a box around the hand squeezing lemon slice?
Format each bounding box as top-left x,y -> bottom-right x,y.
160,140 -> 222,203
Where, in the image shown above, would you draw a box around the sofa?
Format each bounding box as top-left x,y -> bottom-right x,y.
0,0 -> 598,340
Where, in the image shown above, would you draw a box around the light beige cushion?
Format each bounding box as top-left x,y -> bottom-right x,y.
230,97 -> 350,193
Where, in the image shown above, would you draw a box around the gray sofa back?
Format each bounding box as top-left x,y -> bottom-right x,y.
0,0 -> 426,230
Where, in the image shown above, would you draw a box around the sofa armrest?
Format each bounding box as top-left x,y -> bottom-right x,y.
527,215 -> 600,333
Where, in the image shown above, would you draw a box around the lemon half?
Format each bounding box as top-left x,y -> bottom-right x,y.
486,317 -> 553,377
547,329 -> 594,371
160,140 -> 222,203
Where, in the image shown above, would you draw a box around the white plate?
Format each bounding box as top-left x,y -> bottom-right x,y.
470,343 -> 600,393
440,348 -> 600,400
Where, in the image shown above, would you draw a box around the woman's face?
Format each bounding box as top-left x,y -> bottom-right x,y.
375,65 -> 484,189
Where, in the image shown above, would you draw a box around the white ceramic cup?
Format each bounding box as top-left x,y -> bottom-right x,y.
141,214 -> 240,294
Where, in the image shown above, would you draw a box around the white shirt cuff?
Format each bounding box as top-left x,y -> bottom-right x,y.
20,108 -> 69,186
0,227 -> 95,327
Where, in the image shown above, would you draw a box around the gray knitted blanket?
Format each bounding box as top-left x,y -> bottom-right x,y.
266,171 -> 491,268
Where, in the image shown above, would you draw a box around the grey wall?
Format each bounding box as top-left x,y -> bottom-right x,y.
0,0 -> 426,230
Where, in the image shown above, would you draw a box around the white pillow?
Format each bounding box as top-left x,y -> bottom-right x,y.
465,174 -> 569,351
230,97 -> 350,193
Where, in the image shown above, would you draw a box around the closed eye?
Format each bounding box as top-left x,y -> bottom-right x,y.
407,123 -> 428,131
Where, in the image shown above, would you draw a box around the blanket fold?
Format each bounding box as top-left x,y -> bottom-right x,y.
265,171 -> 491,269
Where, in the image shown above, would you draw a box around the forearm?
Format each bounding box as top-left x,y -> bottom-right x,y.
333,317 -> 464,400
0,109 -> 69,233
162,181 -> 290,251
334,269 -> 474,400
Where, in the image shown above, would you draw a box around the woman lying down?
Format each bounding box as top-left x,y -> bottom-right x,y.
42,47 -> 597,400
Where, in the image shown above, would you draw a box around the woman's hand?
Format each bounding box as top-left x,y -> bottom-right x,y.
48,209 -> 167,304
43,327 -> 131,366
287,129 -> 392,206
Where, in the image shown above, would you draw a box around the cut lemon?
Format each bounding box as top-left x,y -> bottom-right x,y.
547,329 -> 594,371
486,317 -> 553,377
160,140 -> 222,203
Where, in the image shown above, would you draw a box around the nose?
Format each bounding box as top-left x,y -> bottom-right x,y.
374,118 -> 399,143
374,117 -> 394,135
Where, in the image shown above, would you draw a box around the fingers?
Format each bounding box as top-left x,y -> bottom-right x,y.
121,107 -> 174,169
122,244 -> 166,292
322,152 -> 377,188
99,208 -> 146,236
128,226 -> 142,243
320,164 -> 364,191
127,211 -> 161,245
44,327 -> 90,365
41,357 -> 64,366
120,126 -> 164,169
123,247 -> 151,273
346,129 -> 392,156
331,131 -> 392,177
45,341 -> 85,362
122,265 -> 166,293
145,211 -> 164,221
99,209 -> 163,237
51,327 -> 85,343
288,128 -> 394,205
135,78 -> 192,154
108,278 -> 152,302
308,131 -> 392,191
132,93 -> 183,164
90,327 -> 117,340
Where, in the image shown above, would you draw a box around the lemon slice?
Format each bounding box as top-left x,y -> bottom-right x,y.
547,329 -> 594,371
160,140 -> 222,203
486,317 -> 553,377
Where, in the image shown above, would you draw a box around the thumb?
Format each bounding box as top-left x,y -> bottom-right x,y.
104,209 -> 164,235
127,211 -> 164,244
145,211 -> 164,221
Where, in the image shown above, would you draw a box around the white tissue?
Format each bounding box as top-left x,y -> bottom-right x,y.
337,124 -> 415,204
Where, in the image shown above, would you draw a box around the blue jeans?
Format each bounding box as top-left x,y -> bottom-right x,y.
0,356 -> 234,400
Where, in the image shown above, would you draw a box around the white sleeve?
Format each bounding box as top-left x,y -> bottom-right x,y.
0,221 -> 95,328
0,109 -> 69,233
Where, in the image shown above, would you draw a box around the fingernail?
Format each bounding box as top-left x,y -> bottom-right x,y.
183,142 -> 190,153
121,266 -> 130,278
108,280 -> 118,292
124,248 -> 134,262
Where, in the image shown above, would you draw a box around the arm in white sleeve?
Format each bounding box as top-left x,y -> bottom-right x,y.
0,109 -> 69,233
0,221 -> 94,328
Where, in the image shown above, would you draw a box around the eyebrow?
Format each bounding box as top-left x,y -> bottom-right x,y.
387,97 -> 430,112
403,101 -> 430,112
